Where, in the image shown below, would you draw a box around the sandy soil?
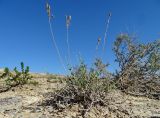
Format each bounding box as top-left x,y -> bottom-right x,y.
0,77 -> 160,118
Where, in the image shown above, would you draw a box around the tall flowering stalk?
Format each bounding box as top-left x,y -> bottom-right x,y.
46,1 -> 66,72
66,15 -> 72,65
103,12 -> 112,51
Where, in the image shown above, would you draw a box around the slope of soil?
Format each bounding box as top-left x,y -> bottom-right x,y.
0,76 -> 160,118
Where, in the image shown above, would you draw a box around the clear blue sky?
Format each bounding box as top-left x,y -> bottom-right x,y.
0,0 -> 160,74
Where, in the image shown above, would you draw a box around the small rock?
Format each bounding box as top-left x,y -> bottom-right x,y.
34,107 -> 42,113
46,106 -> 53,113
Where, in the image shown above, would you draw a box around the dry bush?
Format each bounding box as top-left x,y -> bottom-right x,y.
42,59 -> 115,117
113,34 -> 160,99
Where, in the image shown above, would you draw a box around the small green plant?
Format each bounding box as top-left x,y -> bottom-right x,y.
0,62 -> 32,87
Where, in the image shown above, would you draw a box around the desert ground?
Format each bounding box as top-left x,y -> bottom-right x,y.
0,72 -> 159,118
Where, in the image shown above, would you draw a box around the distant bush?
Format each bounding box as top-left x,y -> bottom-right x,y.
28,80 -> 39,86
0,62 -> 32,87
43,59 -> 115,116
113,34 -> 160,99
46,73 -> 57,79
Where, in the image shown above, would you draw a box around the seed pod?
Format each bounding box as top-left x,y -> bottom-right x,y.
98,37 -> 101,45
46,2 -> 51,19
96,37 -> 101,50
66,15 -> 72,28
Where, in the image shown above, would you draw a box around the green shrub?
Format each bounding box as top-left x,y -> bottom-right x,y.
0,62 -> 32,86
43,59 -> 115,116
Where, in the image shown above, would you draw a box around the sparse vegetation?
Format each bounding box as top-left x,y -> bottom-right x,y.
0,1 -> 160,117
0,35 -> 159,117
42,59 -> 115,117
41,33 -> 160,118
